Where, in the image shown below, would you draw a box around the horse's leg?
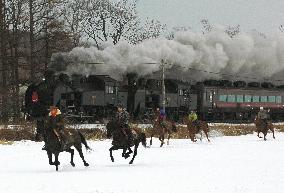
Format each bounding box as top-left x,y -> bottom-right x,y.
167,133 -> 170,145
257,131 -> 262,138
263,131 -> 267,141
189,132 -> 196,142
124,146 -> 133,159
75,144 -> 89,166
109,146 -> 119,162
54,153 -> 60,171
200,131 -> 203,141
122,148 -> 126,158
159,135 -> 164,147
47,151 -> 54,165
65,148 -> 75,167
270,127 -> 275,139
204,129 -> 210,142
129,144 -> 139,164
150,135 -> 153,146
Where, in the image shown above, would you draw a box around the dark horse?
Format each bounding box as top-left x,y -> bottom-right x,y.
184,117 -> 210,142
149,120 -> 177,147
106,121 -> 147,164
37,121 -> 91,171
254,117 -> 275,141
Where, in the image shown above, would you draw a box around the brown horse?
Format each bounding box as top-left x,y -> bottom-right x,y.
149,120 -> 177,147
254,117 -> 275,141
184,117 -> 210,142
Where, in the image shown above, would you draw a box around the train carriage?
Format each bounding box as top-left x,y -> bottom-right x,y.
195,80 -> 284,122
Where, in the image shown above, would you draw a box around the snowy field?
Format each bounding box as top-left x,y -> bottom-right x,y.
1,133 -> 284,193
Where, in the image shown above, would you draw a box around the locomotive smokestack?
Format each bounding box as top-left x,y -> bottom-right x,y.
126,73 -> 138,115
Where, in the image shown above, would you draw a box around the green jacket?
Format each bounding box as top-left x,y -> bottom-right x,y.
188,112 -> 198,122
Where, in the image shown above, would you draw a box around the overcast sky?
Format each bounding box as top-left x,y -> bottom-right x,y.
137,0 -> 284,34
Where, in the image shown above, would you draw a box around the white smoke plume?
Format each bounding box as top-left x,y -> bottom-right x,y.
50,27 -> 284,84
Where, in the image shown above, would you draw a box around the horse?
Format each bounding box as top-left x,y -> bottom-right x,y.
37,122 -> 91,171
184,117 -> 210,142
254,117 -> 275,141
106,121 -> 147,164
149,120 -> 177,147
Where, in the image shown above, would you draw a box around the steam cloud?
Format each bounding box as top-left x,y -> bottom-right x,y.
50,27 -> 284,84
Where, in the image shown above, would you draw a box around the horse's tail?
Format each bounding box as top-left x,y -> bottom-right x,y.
78,131 -> 92,150
140,132 -> 147,148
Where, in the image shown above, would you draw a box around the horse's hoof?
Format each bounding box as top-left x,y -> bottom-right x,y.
84,163 -> 89,167
111,158 -> 114,162
129,161 -> 133,164
71,162 -> 75,167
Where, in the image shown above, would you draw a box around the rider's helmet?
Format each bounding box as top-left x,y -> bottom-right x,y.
49,106 -> 61,117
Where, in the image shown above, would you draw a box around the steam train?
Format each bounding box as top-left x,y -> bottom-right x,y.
24,72 -> 284,123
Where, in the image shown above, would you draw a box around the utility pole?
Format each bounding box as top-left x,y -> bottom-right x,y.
161,59 -> 166,113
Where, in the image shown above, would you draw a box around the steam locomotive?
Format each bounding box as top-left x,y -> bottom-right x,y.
24,72 -> 284,123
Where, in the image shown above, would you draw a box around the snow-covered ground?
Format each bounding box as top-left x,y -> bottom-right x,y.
1,133 -> 284,193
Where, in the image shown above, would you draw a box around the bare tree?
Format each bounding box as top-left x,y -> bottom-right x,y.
225,25 -> 240,38
84,0 -> 164,48
127,19 -> 165,44
62,0 -> 87,47
201,19 -> 213,34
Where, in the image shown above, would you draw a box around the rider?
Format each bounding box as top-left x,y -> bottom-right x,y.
257,107 -> 269,127
45,106 -> 66,149
155,107 -> 166,129
115,104 -> 133,144
188,110 -> 198,126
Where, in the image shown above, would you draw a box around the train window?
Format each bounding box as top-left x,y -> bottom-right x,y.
268,96 -> 276,103
260,96 -> 268,102
227,95 -> 235,102
252,96 -> 260,102
219,95 -> 227,102
244,95 -> 252,102
105,86 -> 114,94
276,96 -> 282,103
236,95 -> 244,103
